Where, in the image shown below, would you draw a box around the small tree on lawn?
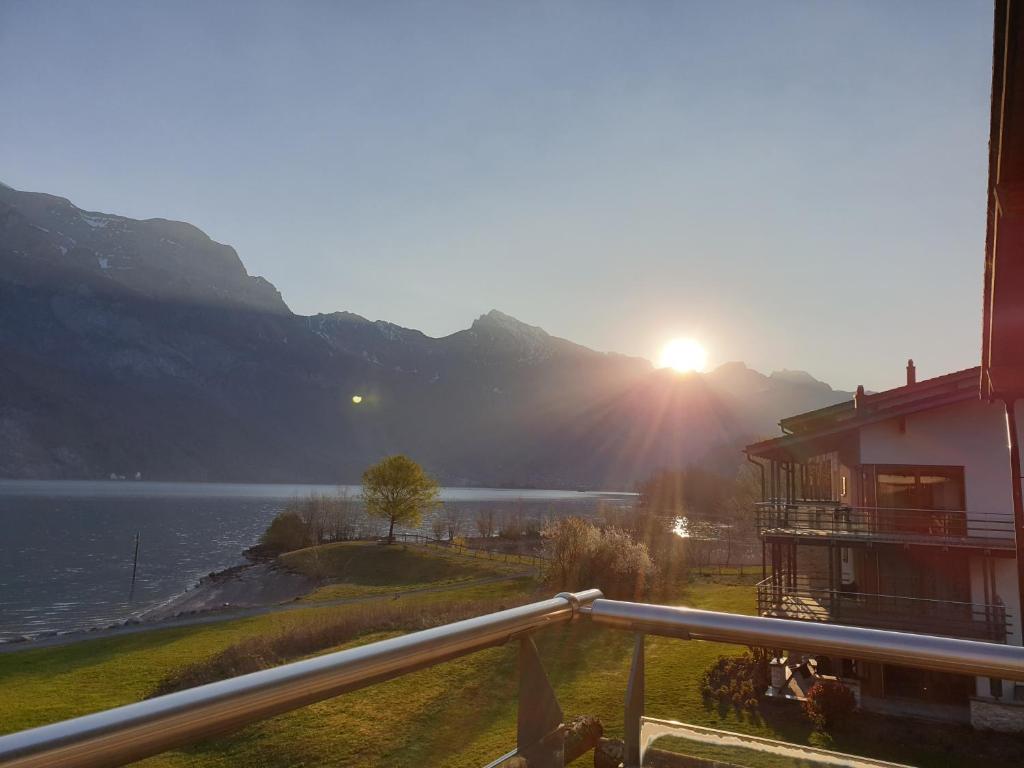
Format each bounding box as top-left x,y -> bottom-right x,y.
361,455 -> 440,543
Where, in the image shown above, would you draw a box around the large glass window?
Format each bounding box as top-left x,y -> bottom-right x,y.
873,466 -> 965,536
875,466 -> 964,510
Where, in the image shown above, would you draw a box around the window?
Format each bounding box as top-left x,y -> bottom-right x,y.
872,466 -> 966,537
875,466 -> 964,511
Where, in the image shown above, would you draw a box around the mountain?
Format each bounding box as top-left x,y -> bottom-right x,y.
0,184 -> 853,489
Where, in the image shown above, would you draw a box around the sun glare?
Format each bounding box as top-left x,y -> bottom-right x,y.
658,338 -> 708,374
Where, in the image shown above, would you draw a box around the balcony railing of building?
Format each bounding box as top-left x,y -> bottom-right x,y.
756,575 -> 1011,643
3,590 -> 1024,768
755,501 -> 1016,548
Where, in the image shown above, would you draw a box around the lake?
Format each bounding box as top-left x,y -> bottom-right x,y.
0,480 -> 633,642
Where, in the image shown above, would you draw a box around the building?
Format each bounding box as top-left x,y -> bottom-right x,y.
743,0 -> 1024,732
746,362 -> 1024,729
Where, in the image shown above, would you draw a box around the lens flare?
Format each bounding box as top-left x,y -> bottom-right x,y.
658,338 -> 708,374
351,395 -> 363,404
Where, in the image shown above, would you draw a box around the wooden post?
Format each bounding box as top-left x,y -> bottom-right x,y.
129,531 -> 140,602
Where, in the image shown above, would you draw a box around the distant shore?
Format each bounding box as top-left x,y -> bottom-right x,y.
0,478 -> 638,500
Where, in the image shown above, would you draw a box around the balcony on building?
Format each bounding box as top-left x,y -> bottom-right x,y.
756,573 -> 1011,643
756,500 -> 1015,551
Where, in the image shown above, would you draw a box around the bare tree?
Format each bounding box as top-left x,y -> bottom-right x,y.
542,517 -> 597,589
443,506 -> 462,541
501,508 -> 525,539
325,490 -> 356,542
475,508 -> 496,539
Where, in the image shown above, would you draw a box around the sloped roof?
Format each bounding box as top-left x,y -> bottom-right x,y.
747,367 -> 980,459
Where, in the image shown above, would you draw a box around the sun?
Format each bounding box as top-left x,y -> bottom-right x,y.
658,338 -> 708,374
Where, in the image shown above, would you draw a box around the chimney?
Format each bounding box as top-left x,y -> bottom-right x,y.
906,359 -> 916,386
854,384 -> 865,409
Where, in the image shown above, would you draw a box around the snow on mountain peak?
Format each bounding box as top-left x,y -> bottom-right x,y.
470,310 -> 553,361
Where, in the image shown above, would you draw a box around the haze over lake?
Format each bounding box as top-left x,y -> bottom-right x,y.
0,481 -> 632,643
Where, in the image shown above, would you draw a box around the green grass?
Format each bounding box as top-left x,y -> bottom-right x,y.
1,552 -> 1020,767
281,541 -> 529,601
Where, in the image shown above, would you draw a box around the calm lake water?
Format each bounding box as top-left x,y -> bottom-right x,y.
0,480 -> 633,642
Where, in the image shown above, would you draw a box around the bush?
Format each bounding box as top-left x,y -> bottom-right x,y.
803,680 -> 856,731
700,649 -> 771,709
542,517 -> 655,599
261,511 -> 312,554
581,527 -> 656,598
260,492 -> 361,555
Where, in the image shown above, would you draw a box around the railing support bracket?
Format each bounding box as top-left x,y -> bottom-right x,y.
624,633 -> 645,768
516,637 -> 564,768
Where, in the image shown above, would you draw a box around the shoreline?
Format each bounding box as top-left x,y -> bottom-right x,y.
134,559 -> 317,622
0,483 -> 633,647
0,569 -> 531,655
0,557 -> 318,652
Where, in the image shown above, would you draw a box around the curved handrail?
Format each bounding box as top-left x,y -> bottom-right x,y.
0,590 -> 601,768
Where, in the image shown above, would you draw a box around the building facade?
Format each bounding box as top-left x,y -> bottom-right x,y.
746,364 -> 1024,730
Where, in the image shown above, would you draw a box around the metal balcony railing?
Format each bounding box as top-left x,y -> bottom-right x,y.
3,590 -> 1024,768
755,501 -> 1015,547
756,576 -> 1011,643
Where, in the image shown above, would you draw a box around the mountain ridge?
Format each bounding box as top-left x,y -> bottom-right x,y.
0,183 -> 852,488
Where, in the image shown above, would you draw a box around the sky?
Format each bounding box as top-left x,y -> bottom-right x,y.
0,1 -> 994,392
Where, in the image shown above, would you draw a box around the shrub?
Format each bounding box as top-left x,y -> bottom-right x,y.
542,517 -> 655,599
581,527 -> 656,598
544,517 -> 598,588
261,511 -> 312,554
700,649 -> 771,709
803,679 -> 856,731
259,492 -> 360,555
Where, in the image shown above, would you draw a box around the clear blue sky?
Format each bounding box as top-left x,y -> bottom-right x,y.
0,1 -> 993,391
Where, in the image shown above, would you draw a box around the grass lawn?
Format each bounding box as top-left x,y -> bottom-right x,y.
1,553 -> 1020,767
281,540 -> 532,601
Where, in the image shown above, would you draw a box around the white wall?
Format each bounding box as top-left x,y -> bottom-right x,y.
857,398 -> 1024,696
858,399 -> 1016,522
